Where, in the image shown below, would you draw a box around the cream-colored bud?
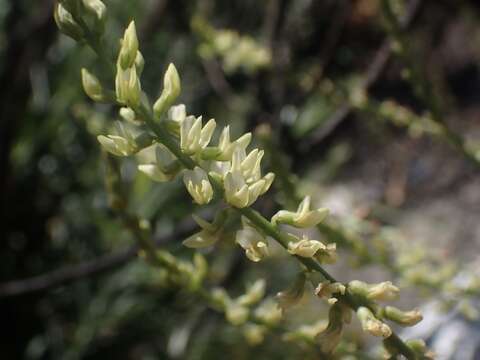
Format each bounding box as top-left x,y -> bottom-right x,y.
81,68 -> 106,102
119,21 -> 139,69
119,107 -> 137,123
226,303 -> 249,326
153,63 -> 181,118
237,279 -> 266,307
384,306 -> 423,326
272,196 -> 329,228
97,135 -> 136,156
82,0 -> 106,33
183,166 -> 213,205
236,222 -> 268,262
348,280 -> 399,302
254,299 -> 282,326
135,51 -> 145,75
115,65 -> 141,107
243,324 -> 266,346
54,3 -> 84,41
357,307 -> 392,338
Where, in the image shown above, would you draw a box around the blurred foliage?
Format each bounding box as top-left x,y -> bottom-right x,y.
1,0 -> 480,359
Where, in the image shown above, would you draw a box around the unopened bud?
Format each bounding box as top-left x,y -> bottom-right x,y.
384,306 -> 423,326
153,63 -> 181,118
54,3 -> 84,41
81,68 -> 106,102
119,21 -> 139,69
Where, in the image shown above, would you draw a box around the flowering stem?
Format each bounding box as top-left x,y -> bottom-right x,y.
78,24 -> 418,360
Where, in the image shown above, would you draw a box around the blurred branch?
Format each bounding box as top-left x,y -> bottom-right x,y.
0,221 -> 196,298
302,0 -> 422,150
381,0 -> 480,167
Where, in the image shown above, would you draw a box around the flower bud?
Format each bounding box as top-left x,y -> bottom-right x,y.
183,166 -> 213,205
98,135 -> 136,156
406,339 -> 435,359
119,107 -> 137,123
237,279 -> 266,307
115,65 -> 141,107
153,63 -> 181,118
119,21 -> 139,69
272,196 -> 329,228
384,306 -> 422,326
226,303 -> 249,326
82,0 -> 106,33
254,299 -> 282,326
54,3 -> 84,41
357,307 -> 392,338
348,280 -> 399,302
243,324 -> 266,346
81,68 -> 106,102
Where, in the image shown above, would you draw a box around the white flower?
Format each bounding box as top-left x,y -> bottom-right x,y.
236,222 -> 268,262
180,116 -> 216,155
183,166 -> 213,205
153,63 -> 181,117
138,144 -> 179,182
272,196 -> 329,228
217,126 -> 252,161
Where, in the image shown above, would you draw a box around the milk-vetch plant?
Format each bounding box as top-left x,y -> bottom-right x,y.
54,1 -> 433,358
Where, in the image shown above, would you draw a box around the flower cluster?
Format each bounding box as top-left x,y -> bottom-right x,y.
55,9 -> 431,358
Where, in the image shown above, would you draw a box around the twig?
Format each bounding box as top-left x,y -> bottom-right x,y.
303,0 -> 422,150
0,221 -> 196,298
